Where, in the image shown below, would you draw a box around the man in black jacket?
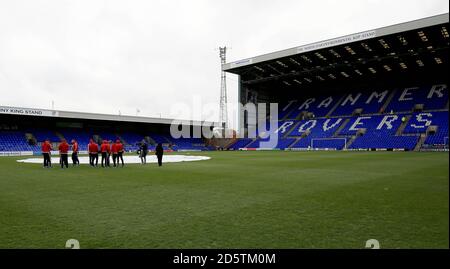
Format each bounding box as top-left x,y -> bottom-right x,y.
155,143 -> 164,167
139,140 -> 148,164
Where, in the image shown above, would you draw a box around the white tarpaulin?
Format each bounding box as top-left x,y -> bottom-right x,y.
17,155 -> 210,164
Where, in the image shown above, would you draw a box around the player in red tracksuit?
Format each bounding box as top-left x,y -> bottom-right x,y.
88,139 -> 99,167
41,139 -> 53,168
58,139 -> 70,168
71,139 -> 80,166
111,141 -> 119,167
116,139 -> 124,167
107,140 -> 112,167
100,140 -> 111,168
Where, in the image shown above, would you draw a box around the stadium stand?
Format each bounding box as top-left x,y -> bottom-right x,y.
244,120 -> 297,149
229,138 -> 253,150
286,94 -> 342,119
227,84 -> 449,151
405,111 -> 450,146
279,100 -> 298,120
97,132 -> 120,142
172,138 -> 207,150
246,137 -> 296,150
332,89 -> 392,116
0,131 -> 38,152
27,128 -> 61,143
289,117 -> 346,149
1,84 -> 446,153
223,14 -> 448,152
59,129 -> 93,151
346,114 -> 419,150
425,126 -> 449,146
118,132 -> 144,151
403,111 -> 448,134
0,127 -> 210,152
149,133 -> 171,144
385,85 -> 448,112
351,134 -> 418,150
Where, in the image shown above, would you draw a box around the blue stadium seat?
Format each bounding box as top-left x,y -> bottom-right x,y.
340,114 -> 417,150
385,84 -> 448,112
332,89 -> 391,116
247,138 -> 296,149
404,111 -> 448,134
228,84 -> 448,151
278,100 -> 298,120
286,94 -> 342,119
149,133 -> 171,144
28,128 -> 60,142
59,129 -> 94,151
229,139 -> 253,150
289,117 -> 346,149
0,131 -> 38,151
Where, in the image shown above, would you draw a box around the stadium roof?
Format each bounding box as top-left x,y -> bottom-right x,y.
223,13 -> 449,88
0,105 -> 216,126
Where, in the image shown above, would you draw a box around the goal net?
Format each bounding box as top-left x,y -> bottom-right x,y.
310,138 -> 347,150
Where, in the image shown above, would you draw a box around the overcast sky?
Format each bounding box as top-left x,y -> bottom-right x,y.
0,0 -> 448,124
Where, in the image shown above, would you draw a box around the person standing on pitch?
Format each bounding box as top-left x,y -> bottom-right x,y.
58,139 -> 69,169
101,140 -> 111,168
88,139 -> 98,167
107,140 -> 112,167
41,139 -> 52,168
155,143 -> 164,167
139,139 -> 148,164
96,141 -> 101,166
111,140 -> 118,167
116,139 -> 125,167
71,139 -> 80,166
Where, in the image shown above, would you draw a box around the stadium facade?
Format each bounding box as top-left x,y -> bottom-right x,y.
0,105 -> 216,156
223,13 -> 449,151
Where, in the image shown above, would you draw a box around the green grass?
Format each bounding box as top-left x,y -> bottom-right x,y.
0,151 -> 448,249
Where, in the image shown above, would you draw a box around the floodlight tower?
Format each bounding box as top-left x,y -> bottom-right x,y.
219,47 -> 228,128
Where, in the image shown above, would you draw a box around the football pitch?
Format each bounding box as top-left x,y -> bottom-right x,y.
0,151 -> 448,249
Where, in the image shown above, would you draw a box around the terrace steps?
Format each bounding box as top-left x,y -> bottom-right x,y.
379,89 -> 397,114
414,134 -> 427,151
333,118 -> 351,137
395,115 -> 412,136
284,121 -> 302,138
288,137 -> 302,149
326,95 -> 345,117
345,135 -> 357,149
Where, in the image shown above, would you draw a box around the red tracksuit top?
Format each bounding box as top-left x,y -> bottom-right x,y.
59,142 -> 69,154
116,143 -> 124,153
88,143 -> 99,154
42,142 -> 52,153
72,142 -> 79,153
101,143 -> 110,153
111,143 -> 118,154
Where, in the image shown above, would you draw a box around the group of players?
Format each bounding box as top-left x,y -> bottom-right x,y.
41,138 -> 126,168
87,139 -> 125,168
41,138 -> 164,168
